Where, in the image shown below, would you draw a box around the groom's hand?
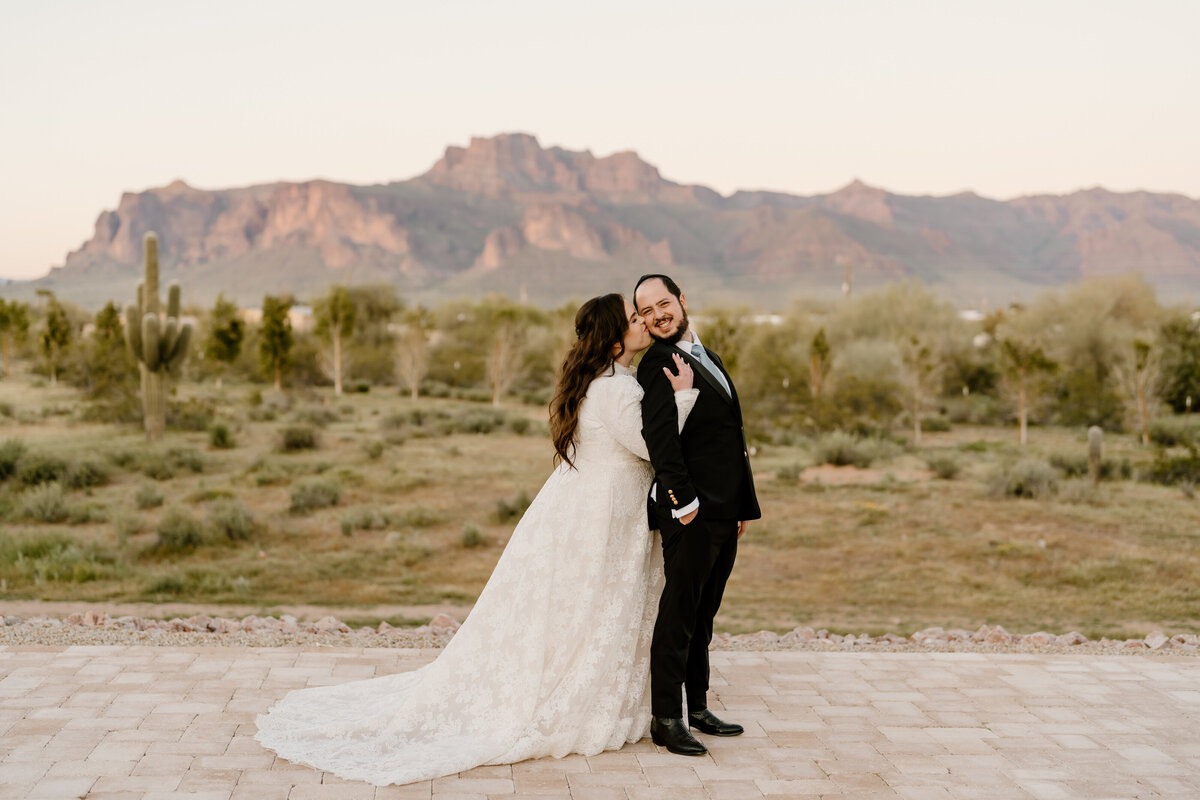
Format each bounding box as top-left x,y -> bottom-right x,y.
737,520 -> 749,539
679,509 -> 698,526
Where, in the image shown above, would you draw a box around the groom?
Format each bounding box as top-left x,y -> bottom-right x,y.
634,274 -> 761,757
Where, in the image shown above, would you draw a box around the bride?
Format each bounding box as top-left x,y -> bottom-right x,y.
255,293 -> 697,785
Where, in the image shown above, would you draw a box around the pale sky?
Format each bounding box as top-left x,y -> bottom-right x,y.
2,0 -> 1198,279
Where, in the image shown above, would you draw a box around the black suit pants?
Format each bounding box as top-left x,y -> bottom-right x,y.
650,513 -> 738,718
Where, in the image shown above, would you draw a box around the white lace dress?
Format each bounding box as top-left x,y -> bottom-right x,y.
254,365 -> 697,786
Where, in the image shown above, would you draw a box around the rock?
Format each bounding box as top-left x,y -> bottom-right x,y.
66,612 -> 85,626
984,626 -> 1012,645
1123,638 -> 1148,649
428,614 -> 461,635
1056,631 -> 1088,646
169,619 -> 195,632
280,615 -> 299,633
781,626 -> 816,644
1145,631 -> 1169,650
1023,632 -> 1055,646
189,615 -> 213,632
377,621 -> 394,633
314,616 -> 349,634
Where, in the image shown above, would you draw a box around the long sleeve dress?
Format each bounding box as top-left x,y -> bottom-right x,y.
255,365 -> 698,786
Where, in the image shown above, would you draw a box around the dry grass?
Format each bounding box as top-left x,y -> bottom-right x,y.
1,371 -> 1199,639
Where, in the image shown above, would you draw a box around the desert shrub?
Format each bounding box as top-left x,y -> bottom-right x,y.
461,524 -> 486,548
207,499 -> 256,542
508,415 -> 532,435
1058,478 -> 1103,505
209,423 -> 236,449
493,491 -> 531,523
19,482 -> 70,523
385,506 -> 444,528
921,415 -> 952,433
186,487 -> 234,503
168,447 -> 205,473
1048,452 -> 1133,481
775,462 -> 805,482
111,512 -> 144,545
290,477 -> 340,513
987,458 -> 1060,499
943,394 -> 1007,425
814,432 -> 897,468
167,397 -> 216,431
0,438 -> 26,480
362,440 -> 385,460
247,388 -> 263,407
1148,416 -> 1197,449
453,409 -> 508,434
1144,453 -> 1200,486
340,505 -> 384,536
247,407 -> 278,422
0,401 -> 13,417
925,453 -> 961,480
134,483 -> 165,510
293,407 -> 338,428
119,446 -> 205,481
280,425 -> 319,451
16,453 -> 68,486
0,530 -> 119,584
64,458 -> 111,490
150,507 -> 207,554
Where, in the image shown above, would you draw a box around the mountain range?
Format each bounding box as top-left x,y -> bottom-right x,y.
14,133 -> 1200,309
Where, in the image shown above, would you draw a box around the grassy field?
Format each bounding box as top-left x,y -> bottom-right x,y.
2,370 -> 1199,639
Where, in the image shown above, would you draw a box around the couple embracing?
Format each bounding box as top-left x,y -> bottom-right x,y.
255,274 -> 761,786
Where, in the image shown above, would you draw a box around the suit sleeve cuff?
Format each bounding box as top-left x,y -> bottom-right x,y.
671,498 -> 699,519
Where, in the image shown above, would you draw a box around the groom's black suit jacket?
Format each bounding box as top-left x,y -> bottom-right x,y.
637,339 -> 761,525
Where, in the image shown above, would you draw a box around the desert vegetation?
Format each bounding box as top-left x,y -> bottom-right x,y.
0,273 -> 1198,638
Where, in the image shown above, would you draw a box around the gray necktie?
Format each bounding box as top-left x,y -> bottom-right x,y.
690,343 -> 730,397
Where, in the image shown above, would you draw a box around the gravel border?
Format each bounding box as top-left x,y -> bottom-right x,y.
1,612 -> 1197,656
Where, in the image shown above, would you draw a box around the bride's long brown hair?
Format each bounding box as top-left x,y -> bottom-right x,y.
549,294 -> 629,468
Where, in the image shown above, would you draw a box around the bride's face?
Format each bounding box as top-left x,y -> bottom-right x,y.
620,298 -> 651,355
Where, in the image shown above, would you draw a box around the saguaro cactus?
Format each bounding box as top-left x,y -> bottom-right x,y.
1087,426 -> 1103,487
125,232 -> 192,441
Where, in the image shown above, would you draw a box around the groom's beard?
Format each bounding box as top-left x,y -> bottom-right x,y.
651,308 -> 690,345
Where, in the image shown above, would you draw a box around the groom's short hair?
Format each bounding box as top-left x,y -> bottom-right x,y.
634,273 -> 683,301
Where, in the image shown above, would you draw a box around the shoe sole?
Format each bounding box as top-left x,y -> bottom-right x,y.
651,730 -> 707,756
689,725 -> 744,737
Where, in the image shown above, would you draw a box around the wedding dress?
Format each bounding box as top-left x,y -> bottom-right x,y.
255,364 -> 698,786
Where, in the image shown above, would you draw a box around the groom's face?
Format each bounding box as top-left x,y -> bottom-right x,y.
636,278 -> 689,344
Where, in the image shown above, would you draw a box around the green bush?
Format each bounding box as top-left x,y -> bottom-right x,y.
814,432 -> 896,468
16,453 -> 68,486
987,458 -> 1060,499
0,400 -> 13,417
461,524 -> 487,548
150,507 -> 207,554
0,530 -> 119,584
493,491 -> 531,523
1048,452 -> 1133,481
167,398 -> 216,432
134,483 -> 165,510
208,423 -> 236,449
339,505 -> 384,536
1144,454 -> 1200,486
925,453 -> 961,480
920,415 -> 952,433
362,440 -> 385,460
289,477 -> 340,513
119,446 -> 206,481
0,438 -> 26,480
19,482 -> 70,523
111,512 -> 144,546
1148,416 -> 1197,449
293,407 -> 338,428
64,458 -> 111,490
280,425 -> 319,451
208,499 -> 256,542
775,462 -> 805,482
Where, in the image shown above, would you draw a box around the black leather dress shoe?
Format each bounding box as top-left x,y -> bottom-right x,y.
651,716 -> 707,756
688,708 -> 744,736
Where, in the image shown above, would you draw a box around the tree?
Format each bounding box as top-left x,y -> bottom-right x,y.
0,299 -> 30,378
394,306 -> 432,401
997,336 -> 1057,446
488,310 -> 526,406
74,302 -> 138,420
809,328 -> 831,400
899,334 -> 939,445
258,295 -> 293,391
1114,336 -> 1159,446
1158,312 -> 1200,413
38,291 -> 72,386
314,286 -> 356,396
203,294 -> 244,389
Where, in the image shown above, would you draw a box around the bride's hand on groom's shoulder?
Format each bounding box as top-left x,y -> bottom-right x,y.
664,353 -> 693,392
